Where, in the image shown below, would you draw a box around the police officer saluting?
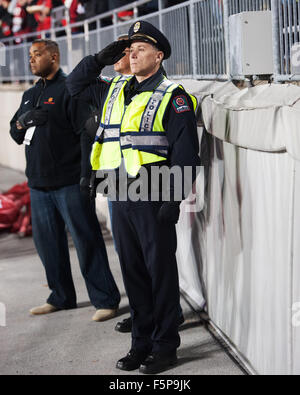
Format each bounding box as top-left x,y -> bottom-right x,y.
67,21 -> 201,374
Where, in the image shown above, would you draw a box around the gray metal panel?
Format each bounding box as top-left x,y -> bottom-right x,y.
229,11 -> 274,76
162,5 -> 192,76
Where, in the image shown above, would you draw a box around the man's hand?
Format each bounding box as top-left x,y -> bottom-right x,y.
26,5 -> 44,14
80,176 -> 93,201
16,120 -> 24,130
17,108 -> 48,129
80,173 -> 106,201
95,40 -> 130,67
157,201 -> 181,225
89,171 -> 108,199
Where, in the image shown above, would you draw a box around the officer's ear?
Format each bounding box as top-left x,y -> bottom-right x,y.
155,50 -> 164,64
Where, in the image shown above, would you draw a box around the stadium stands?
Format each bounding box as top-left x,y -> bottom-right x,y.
0,0 -> 187,39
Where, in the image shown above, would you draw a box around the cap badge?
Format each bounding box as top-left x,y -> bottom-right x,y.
133,22 -> 141,33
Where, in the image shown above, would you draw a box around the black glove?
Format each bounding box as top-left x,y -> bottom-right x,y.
89,171 -> 97,200
89,171 -> 109,199
18,107 -> 48,129
95,40 -> 130,67
85,111 -> 101,139
157,201 -> 181,225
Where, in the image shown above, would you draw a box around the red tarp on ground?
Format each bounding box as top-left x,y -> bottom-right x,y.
0,182 -> 32,237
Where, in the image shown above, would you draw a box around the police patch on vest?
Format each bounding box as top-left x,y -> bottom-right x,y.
172,96 -> 191,113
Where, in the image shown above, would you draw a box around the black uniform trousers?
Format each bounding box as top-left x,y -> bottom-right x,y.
112,199 -> 181,354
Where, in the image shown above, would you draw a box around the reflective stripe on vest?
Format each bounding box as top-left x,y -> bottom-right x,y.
103,76 -> 130,125
94,75 -> 130,144
140,79 -> 175,131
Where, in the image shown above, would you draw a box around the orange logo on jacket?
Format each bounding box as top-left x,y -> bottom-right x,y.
44,97 -> 55,105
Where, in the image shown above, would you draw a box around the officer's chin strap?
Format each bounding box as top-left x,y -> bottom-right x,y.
160,64 -> 167,77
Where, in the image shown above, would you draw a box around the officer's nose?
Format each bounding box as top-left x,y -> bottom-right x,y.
130,49 -> 138,59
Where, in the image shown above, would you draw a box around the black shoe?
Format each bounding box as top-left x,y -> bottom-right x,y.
116,349 -> 149,371
139,351 -> 177,374
115,317 -> 132,333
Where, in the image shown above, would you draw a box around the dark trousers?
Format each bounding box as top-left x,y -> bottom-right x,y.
30,185 -> 120,310
112,200 -> 181,354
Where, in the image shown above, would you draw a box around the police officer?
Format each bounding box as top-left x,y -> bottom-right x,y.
66,21 -> 201,374
10,39 -> 120,322
85,34 -> 185,336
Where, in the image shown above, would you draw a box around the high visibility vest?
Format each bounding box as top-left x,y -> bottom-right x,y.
90,75 -> 197,177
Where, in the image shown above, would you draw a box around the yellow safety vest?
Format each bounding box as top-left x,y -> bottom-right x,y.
90,75 -> 197,177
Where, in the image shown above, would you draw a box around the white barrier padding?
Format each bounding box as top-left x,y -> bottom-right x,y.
176,81 -> 300,374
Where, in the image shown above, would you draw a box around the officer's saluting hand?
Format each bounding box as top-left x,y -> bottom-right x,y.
95,40 -> 130,66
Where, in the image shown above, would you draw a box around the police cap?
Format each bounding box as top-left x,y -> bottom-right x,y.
128,21 -> 171,59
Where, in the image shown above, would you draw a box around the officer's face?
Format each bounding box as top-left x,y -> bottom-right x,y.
29,43 -> 57,78
130,41 -> 163,81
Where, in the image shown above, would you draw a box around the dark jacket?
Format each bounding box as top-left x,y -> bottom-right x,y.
10,69 -> 91,189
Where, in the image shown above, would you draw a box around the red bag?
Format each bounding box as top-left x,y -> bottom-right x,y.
0,182 -> 32,237
0,195 -> 19,230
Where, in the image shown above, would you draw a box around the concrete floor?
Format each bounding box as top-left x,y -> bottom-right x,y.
0,166 -> 244,375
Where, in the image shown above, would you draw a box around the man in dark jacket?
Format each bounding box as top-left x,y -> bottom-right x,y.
10,39 -> 120,321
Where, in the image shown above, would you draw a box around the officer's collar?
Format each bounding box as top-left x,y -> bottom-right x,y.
128,70 -> 165,93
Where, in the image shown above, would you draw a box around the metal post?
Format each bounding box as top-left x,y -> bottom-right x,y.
50,27 -> 55,41
96,19 -> 101,51
113,11 -> 118,41
23,41 -> 29,84
189,0 -> 197,78
66,24 -> 72,74
271,0 -> 281,82
158,0 -> 163,31
223,0 -> 230,78
9,40 -> 15,82
84,20 -> 89,56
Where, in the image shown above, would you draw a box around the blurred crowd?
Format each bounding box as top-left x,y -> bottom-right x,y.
0,0 -> 58,40
0,0 -> 186,41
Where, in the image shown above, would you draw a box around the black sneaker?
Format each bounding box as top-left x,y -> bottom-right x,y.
139,351 -> 177,374
116,349 -> 149,371
115,317 -> 132,333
